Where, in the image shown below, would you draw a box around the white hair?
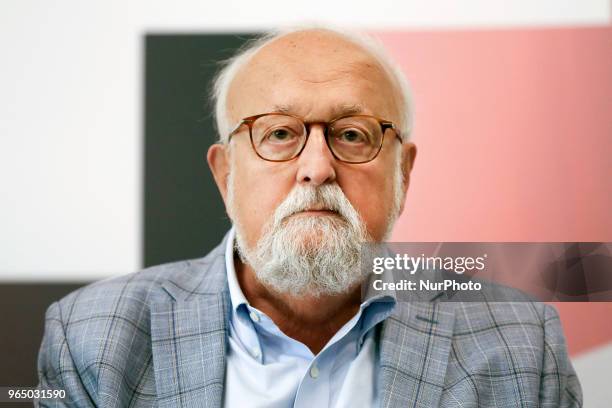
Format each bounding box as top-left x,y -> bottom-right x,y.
211,25 -> 414,144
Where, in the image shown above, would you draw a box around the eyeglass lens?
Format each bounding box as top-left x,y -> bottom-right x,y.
250,114 -> 384,163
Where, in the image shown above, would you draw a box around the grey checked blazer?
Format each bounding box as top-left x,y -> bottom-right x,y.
37,232 -> 582,407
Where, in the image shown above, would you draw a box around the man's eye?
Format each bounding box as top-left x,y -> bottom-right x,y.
338,129 -> 367,143
266,128 -> 295,142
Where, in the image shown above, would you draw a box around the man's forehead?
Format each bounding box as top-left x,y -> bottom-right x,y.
255,29 -> 372,58
238,31 -> 385,82
226,30 -> 399,122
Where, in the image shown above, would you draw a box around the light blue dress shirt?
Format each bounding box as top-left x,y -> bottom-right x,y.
222,228 -> 396,408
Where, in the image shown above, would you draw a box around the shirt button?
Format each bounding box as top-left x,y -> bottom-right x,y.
251,348 -> 260,359
309,364 -> 319,379
249,311 -> 260,322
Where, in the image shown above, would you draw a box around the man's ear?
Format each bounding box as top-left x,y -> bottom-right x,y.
399,141 -> 417,214
207,143 -> 230,205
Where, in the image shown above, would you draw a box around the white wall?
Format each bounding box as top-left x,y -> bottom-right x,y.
573,343 -> 612,408
0,0 -> 609,281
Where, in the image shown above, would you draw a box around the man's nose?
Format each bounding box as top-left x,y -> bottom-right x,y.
295,126 -> 337,186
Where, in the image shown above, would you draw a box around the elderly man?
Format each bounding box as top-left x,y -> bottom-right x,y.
37,28 -> 581,407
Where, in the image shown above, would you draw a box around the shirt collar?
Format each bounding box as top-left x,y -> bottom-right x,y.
225,227 -> 250,314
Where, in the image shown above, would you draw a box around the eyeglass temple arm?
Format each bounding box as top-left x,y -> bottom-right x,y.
227,119 -> 254,142
382,122 -> 403,143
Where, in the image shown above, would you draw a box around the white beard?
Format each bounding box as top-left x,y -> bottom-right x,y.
227,151 -> 404,297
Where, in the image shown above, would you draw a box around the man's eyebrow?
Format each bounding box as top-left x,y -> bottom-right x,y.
334,104 -> 364,116
271,104 -> 365,116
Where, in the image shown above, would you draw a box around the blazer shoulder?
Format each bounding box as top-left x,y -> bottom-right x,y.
53,234 -> 228,319
451,302 -> 562,376
54,259 -> 191,321
448,302 -> 581,406
48,258 -> 212,352
453,301 -> 554,341
38,258 -> 212,404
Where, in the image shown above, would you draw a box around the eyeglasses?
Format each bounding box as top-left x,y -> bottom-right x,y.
227,112 -> 402,164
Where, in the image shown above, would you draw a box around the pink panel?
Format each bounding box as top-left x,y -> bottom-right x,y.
375,27 -> 612,355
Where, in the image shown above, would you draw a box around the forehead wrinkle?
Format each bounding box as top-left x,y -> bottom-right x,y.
287,54 -> 388,86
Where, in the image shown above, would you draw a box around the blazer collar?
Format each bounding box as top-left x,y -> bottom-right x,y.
159,230 -> 232,301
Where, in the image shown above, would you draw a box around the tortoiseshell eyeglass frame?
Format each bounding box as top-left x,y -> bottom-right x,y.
227,112 -> 403,164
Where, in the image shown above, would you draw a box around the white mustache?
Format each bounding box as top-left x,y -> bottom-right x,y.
272,183 -> 357,226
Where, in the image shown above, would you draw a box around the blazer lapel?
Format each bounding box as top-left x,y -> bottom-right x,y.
150,236 -> 231,408
151,293 -> 228,408
378,301 -> 456,407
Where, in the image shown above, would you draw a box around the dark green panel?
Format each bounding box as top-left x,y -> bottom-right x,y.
144,34 -> 256,267
0,283 -> 87,387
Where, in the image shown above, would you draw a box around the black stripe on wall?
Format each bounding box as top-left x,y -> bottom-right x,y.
144,33 -> 256,267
